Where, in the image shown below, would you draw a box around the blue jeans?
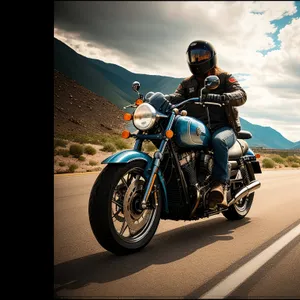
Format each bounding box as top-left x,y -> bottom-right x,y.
211,126 -> 237,184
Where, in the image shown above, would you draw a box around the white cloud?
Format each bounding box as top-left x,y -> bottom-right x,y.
54,1 -> 300,142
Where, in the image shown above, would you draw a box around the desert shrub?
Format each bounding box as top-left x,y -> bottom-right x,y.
70,134 -> 101,145
78,155 -> 86,161
73,135 -> 91,144
279,152 -> 290,158
271,155 -> 285,164
91,167 -> 102,172
102,142 -> 116,152
54,149 -> 58,156
57,149 -> 70,157
68,164 -> 78,173
84,145 -> 97,155
69,144 -> 84,158
56,169 -> 66,174
262,158 -> 275,168
286,156 -> 300,164
89,160 -> 98,166
114,138 -> 130,150
59,162 -> 66,167
98,134 -> 111,144
56,133 -> 118,146
54,138 -> 68,148
291,163 -> 299,168
284,163 -> 289,167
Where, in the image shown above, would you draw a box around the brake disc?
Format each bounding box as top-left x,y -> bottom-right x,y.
123,179 -> 152,235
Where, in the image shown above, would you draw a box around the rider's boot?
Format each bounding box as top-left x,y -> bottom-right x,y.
208,182 -> 228,210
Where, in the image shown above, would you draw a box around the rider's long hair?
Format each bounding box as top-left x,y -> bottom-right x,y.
207,66 -> 226,76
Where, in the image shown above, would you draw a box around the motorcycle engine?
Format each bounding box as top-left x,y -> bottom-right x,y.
178,151 -> 213,186
178,151 -> 199,186
197,152 -> 214,183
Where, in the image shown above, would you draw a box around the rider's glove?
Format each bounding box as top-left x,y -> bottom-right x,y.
202,93 -> 227,104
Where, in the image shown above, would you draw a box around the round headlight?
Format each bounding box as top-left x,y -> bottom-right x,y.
133,103 -> 157,131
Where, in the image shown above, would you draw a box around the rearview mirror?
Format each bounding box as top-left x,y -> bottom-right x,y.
204,75 -> 220,90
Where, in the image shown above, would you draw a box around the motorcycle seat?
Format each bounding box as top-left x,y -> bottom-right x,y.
237,130 -> 252,139
228,139 -> 249,160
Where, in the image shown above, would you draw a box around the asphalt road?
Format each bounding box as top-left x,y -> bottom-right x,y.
54,169 -> 300,299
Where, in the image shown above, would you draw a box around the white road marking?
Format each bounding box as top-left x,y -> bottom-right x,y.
199,223 -> 300,299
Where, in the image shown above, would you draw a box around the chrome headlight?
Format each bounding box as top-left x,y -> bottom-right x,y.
133,103 -> 157,131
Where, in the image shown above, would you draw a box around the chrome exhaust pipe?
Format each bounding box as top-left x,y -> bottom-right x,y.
228,180 -> 261,207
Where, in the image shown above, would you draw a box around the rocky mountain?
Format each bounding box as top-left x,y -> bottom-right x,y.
54,37 -> 298,149
54,70 -> 126,136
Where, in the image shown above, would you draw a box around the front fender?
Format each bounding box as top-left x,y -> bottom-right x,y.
102,150 -> 169,213
102,150 -> 152,169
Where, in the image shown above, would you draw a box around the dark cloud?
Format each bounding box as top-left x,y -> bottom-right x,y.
53,1 -> 216,72
54,2 -> 177,55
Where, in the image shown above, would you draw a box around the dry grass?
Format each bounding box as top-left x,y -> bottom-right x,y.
256,151 -> 300,170
54,134 -> 300,174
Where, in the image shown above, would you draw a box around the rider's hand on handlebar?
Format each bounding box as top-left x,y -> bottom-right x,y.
202,93 -> 227,104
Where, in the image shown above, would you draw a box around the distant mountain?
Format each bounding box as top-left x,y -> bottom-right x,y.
54,37 -> 183,111
240,118 -> 296,149
289,141 -> 300,149
54,37 -> 298,150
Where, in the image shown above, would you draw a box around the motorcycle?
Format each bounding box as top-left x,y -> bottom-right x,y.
88,75 -> 262,255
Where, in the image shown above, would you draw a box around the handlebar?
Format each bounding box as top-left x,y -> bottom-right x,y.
170,96 -> 225,110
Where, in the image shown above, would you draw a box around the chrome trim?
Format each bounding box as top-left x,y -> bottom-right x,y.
155,112 -> 168,118
228,180 -> 261,207
127,158 -> 148,163
203,101 -> 222,107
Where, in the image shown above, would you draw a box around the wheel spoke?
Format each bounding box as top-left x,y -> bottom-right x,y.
112,199 -> 123,208
127,173 -> 133,186
112,208 -> 122,219
120,220 -> 128,236
121,177 -> 129,188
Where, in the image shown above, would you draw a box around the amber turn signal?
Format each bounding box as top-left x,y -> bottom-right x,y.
135,99 -> 143,106
123,113 -> 132,121
255,153 -> 261,159
121,130 -> 131,139
165,130 -> 174,139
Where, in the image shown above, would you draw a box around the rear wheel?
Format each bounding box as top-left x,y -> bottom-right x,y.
222,192 -> 254,220
88,161 -> 162,255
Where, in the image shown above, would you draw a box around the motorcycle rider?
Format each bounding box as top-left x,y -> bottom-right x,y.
166,40 -> 247,210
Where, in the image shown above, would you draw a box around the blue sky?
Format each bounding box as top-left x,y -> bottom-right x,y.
257,1 -> 300,56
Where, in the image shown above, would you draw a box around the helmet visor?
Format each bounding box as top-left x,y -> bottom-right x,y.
189,49 -> 211,64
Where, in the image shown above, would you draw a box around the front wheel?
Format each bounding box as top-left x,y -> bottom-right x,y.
222,192 -> 254,220
88,161 -> 162,255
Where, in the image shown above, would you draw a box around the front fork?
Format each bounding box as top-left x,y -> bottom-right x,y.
140,111 -> 177,209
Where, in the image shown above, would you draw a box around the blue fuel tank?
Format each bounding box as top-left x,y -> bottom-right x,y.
173,115 -> 211,149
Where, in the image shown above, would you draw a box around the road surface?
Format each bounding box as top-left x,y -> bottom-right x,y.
54,169 -> 300,298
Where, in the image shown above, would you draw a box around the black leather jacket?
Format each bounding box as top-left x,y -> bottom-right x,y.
168,72 -> 247,133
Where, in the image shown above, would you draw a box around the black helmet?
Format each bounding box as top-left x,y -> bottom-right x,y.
186,40 -> 217,77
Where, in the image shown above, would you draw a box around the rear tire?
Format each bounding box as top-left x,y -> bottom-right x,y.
88,161 -> 162,255
222,192 -> 254,220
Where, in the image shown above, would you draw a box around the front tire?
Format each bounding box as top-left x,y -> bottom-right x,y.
88,161 -> 162,255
